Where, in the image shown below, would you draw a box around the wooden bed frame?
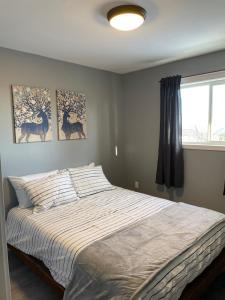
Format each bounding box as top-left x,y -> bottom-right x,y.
8,244 -> 225,300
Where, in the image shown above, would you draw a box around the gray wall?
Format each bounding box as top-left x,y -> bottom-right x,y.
122,50 -> 225,213
0,48 -> 124,212
0,47 -> 224,215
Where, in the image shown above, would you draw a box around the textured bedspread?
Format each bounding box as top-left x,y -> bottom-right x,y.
64,203 -> 225,300
6,188 -> 225,300
6,188 -> 172,287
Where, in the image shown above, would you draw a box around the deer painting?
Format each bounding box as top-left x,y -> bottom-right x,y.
62,110 -> 86,140
56,89 -> 87,140
12,85 -> 52,143
18,110 -> 49,143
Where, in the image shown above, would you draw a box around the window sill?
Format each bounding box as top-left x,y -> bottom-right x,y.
182,144 -> 225,151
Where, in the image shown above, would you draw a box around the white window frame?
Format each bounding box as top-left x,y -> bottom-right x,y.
181,71 -> 225,151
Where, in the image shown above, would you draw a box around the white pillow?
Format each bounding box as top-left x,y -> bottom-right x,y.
69,165 -> 115,198
24,171 -> 79,213
8,170 -> 58,208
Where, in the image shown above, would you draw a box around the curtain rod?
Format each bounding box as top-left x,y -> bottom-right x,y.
158,68 -> 225,83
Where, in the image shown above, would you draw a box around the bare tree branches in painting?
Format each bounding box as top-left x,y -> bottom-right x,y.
56,89 -> 87,140
12,85 -> 52,143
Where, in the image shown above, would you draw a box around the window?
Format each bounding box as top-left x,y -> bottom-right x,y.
181,72 -> 225,150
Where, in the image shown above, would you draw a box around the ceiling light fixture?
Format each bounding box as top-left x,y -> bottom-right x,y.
107,5 -> 146,31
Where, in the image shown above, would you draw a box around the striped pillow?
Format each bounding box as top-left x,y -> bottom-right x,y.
69,165 -> 115,198
24,171 -> 79,213
8,169 -> 58,208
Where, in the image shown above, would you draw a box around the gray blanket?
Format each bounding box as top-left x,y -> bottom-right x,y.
64,203 -> 225,300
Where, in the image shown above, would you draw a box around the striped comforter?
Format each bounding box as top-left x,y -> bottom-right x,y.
6,188 -> 225,299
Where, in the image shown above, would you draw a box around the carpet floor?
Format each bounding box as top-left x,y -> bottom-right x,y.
8,250 -> 225,300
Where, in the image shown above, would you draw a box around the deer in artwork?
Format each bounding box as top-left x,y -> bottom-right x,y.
18,94 -> 51,143
18,110 -> 49,143
62,110 -> 86,140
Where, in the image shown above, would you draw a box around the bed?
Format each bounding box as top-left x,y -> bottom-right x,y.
6,187 -> 225,300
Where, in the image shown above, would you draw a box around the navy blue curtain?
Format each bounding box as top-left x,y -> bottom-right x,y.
156,75 -> 184,188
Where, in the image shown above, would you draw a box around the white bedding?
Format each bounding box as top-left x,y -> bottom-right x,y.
6,188 -> 172,287
6,188 -> 225,300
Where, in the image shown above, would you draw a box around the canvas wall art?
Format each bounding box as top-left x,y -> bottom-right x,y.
56,89 -> 87,140
12,85 -> 52,143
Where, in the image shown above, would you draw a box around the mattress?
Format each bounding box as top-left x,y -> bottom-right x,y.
6,187 -> 225,300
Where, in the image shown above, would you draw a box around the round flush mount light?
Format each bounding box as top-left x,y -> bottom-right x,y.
107,5 -> 146,31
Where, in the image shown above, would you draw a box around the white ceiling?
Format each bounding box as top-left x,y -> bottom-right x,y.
1,0 -> 225,74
